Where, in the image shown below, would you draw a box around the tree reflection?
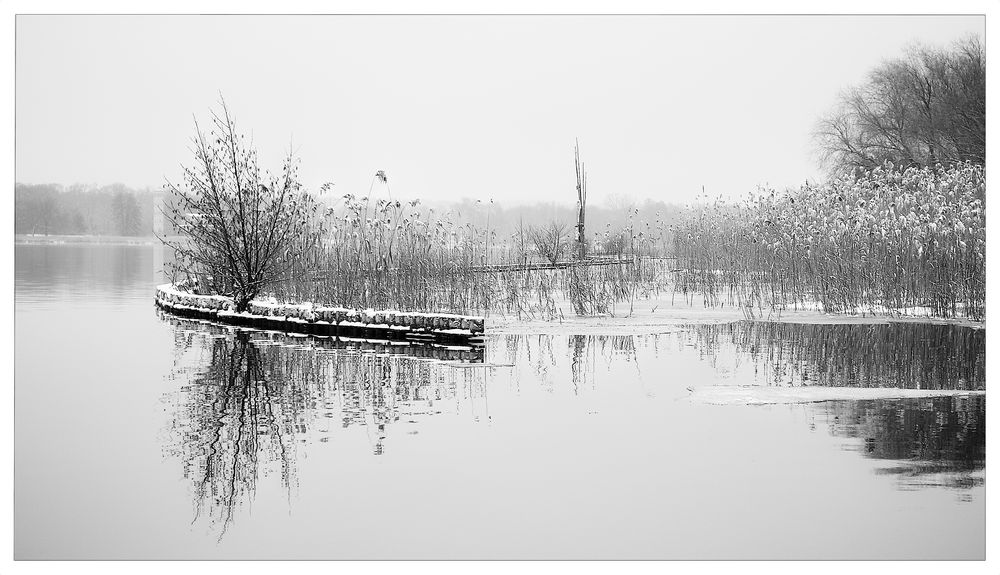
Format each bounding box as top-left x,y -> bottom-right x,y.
165,331 -> 298,538
161,316 -> 486,538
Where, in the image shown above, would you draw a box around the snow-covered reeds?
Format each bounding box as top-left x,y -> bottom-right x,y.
672,163 -> 985,320
271,193 -> 672,318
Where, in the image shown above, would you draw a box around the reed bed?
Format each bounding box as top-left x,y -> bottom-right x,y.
673,163 -> 985,320
267,193 -> 672,319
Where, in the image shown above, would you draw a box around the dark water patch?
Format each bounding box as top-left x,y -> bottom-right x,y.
807,395 -> 985,494
815,396 -> 985,467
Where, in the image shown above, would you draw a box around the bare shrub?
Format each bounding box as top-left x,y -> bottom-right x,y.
528,220 -> 570,265
161,99 -> 318,311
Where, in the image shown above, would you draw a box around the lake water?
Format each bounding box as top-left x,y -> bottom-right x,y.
14,243 -> 986,560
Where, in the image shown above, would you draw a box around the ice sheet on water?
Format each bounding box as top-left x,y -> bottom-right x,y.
688,385 -> 985,406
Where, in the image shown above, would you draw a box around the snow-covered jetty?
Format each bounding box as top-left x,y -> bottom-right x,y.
155,283 -> 485,342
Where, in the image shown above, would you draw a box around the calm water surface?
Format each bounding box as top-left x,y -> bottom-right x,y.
14,243 -> 986,560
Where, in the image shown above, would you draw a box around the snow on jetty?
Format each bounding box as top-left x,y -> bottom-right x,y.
155,283 -> 485,340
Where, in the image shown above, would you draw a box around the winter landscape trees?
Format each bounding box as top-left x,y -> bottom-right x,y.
815,36 -> 985,174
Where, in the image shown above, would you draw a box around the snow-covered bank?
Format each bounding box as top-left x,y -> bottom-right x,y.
688,385 -> 986,406
154,283 -> 485,338
159,310 -> 486,360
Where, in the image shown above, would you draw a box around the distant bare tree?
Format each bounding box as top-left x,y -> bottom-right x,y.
161,99 -> 318,311
528,220 -> 569,265
815,36 -> 985,175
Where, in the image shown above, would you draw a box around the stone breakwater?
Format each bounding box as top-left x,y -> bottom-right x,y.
155,283 -> 485,341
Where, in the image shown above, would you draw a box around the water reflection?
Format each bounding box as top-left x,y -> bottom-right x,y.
683,321 -> 986,494
15,243 -> 159,303
162,316 -> 489,537
499,334 -> 643,396
492,326 -> 986,496
161,315 -> 986,538
686,321 -> 985,390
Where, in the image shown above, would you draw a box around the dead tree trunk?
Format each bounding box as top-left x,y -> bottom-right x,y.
574,139 -> 587,260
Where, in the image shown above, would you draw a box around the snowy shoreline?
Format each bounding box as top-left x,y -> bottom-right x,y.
154,283 -> 485,341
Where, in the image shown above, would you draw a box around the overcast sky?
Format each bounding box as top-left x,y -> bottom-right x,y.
15,14 -> 984,206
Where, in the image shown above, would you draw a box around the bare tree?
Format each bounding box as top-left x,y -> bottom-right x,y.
574,139 -> 587,259
814,36 -> 985,175
528,220 -> 569,265
160,99 -> 319,311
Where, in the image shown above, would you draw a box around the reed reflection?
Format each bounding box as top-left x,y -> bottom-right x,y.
687,321 -> 985,390
497,333 -> 644,395
495,328 -> 985,493
162,315 -> 487,537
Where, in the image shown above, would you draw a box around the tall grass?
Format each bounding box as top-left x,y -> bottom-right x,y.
263,191 -> 673,318
673,162 -> 985,320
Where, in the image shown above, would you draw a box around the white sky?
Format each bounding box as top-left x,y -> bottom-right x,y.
15,14 -> 984,205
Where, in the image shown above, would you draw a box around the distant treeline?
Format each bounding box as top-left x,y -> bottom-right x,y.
14,183 -> 166,236
14,181 -> 685,244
